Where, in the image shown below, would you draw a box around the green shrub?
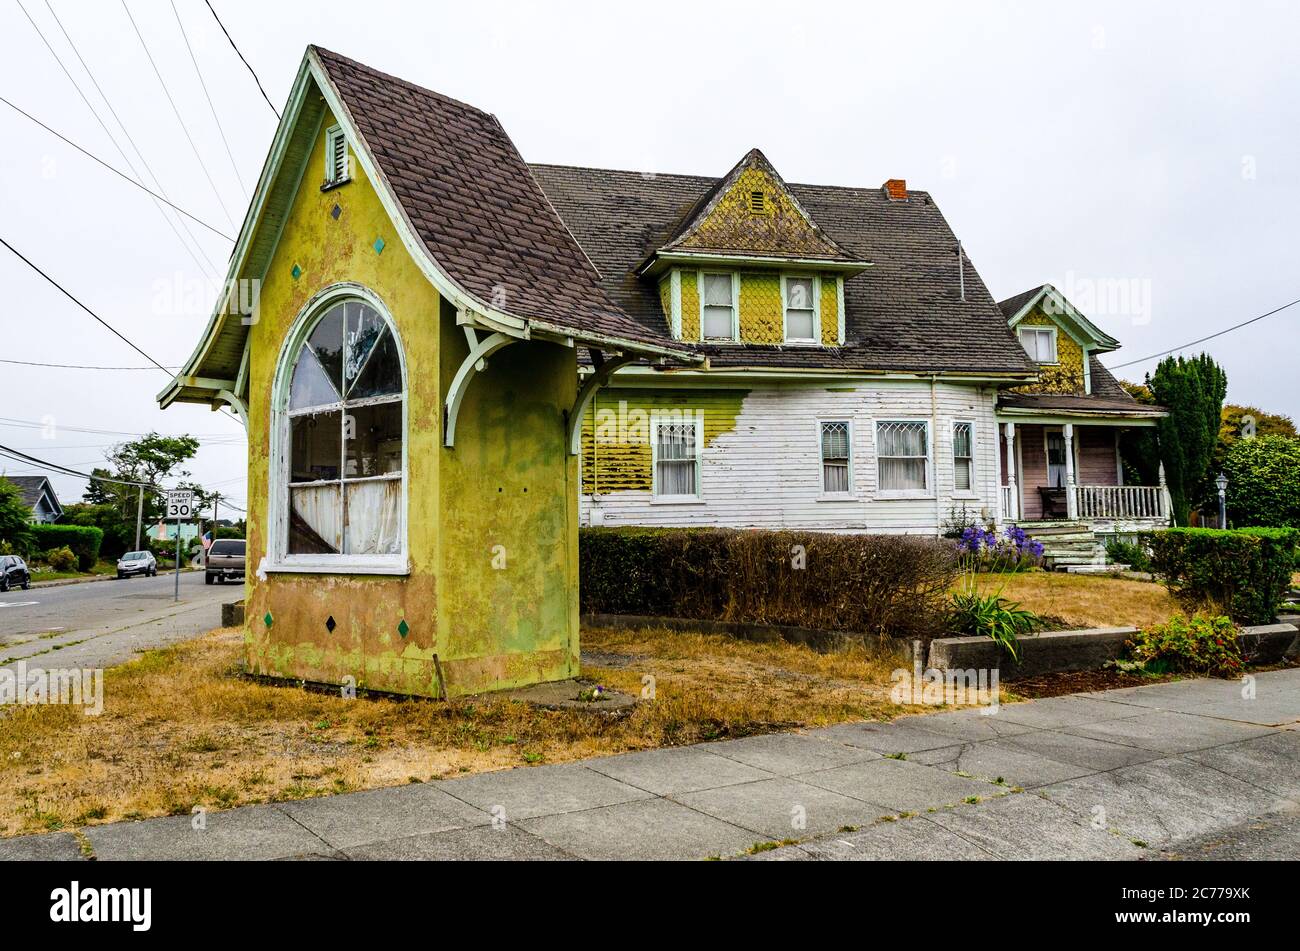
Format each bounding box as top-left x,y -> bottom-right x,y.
579,528 -> 959,642
1146,527 -> 1298,624
29,523 -> 103,572
1222,434 -> 1300,528
43,546 -> 77,572
946,575 -> 1042,661
1105,538 -> 1152,573
1112,614 -> 1243,678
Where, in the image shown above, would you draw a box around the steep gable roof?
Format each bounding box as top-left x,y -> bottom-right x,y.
653,148 -> 862,267
997,284 -> 1121,352
5,475 -> 62,517
532,164 -> 1038,376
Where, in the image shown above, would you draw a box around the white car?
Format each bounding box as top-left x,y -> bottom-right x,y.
116,550 -> 158,579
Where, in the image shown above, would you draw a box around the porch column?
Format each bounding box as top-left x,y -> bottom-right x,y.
1003,422 -> 1017,521
1063,423 -> 1077,519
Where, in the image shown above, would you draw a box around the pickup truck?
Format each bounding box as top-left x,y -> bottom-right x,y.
205,539 -> 246,585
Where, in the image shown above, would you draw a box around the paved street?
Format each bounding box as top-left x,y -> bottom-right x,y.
0,571 -> 232,673
3,667 -> 1296,861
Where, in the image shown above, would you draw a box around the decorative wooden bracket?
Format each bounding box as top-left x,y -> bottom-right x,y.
444,329 -> 516,447
567,351 -> 637,455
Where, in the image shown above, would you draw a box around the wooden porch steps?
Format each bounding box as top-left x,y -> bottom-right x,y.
1021,521 -> 1106,570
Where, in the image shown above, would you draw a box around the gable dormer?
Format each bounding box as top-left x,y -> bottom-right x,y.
639,149 -> 869,347
999,284 -> 1121,396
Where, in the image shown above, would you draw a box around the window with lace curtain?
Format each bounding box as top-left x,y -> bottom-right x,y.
820,421 -> 852,494
275,293 -> 406,571
652,417 -> 701,499
784,276 -> 818,342
953,421 -> 974,492
876,420 -> 929,494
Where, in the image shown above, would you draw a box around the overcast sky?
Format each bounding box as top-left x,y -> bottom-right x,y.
2,0 -> 1297,510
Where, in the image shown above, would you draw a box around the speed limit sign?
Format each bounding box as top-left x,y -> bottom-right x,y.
166,489 -> 194,519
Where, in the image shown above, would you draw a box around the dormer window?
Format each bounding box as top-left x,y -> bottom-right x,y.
783,275 -> 818,343
1019,326 -> 1057,363
700,272 -> 738,341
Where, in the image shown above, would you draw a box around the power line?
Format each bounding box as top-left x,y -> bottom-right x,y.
0,235 -> 174,374
0,444 -> 154,488
1111,295 -> 1300,370
0,96 -> 233,242
204,0 -> 280,120
170,0 -> 247,197
0,416 -> 241,439
0,355 -> 182,371
119,0 -> 239,229
15,0 -> 221,277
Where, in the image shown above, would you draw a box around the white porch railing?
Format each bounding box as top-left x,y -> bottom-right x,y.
998,484 -> 1017,522
1070,484 -> 1167,521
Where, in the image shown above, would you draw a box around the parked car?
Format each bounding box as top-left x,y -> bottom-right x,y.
116,550 -> 158,579
0,555 -> 31,592
205,539 -> 246,585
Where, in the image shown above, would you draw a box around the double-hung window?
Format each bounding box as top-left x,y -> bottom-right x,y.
701,273 -> 736,341
876,420 -> 930,494
653,417 -> 701,499
279,295 -> 406,570
1018,326 -> 1057,363
952,421 -> 975,492
820,421 -> 852,494
784,276 -> 818,342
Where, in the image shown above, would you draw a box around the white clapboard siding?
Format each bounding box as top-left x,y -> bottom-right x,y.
580,380 -> 1000,535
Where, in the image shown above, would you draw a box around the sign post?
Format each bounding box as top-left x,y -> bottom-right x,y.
166,490 -> 194,603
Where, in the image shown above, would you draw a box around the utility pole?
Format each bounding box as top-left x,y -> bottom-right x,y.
134,485 -> 144,552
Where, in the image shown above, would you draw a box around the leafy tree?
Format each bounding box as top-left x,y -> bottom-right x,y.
100,433 -> 201,522
1222,435 -> 1300,528
0,477 -> 34,555
62,502 -> 135,559
82,469 -> 116,505
1149,354 -> 1228,525
1215,404 -> 1297,476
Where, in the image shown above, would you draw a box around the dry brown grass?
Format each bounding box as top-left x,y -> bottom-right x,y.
961,571 -> 1181,629
0,625 -> 921,838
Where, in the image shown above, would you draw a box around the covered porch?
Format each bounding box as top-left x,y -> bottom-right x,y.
995,418 -> 1171,529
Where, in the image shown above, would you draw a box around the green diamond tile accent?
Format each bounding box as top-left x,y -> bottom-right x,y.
263,611 -> 273,629
291,263 -> 302,280
372,237 -> 385,255
397,619 -> 409,639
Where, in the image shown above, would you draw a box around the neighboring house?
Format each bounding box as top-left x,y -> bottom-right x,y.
157,47 -> 698,698
6,475 -> 63,523
530,156 -> 1168,549
151,521 -> 202,545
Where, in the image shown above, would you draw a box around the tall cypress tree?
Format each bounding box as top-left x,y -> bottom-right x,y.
1150,353 -> 1228,524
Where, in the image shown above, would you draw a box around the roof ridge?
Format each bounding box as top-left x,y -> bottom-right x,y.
310,45 -> 498,121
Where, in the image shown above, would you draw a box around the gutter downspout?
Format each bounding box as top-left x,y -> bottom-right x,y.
931,374 -> 942,538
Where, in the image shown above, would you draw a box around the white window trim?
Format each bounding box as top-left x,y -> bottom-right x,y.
816,417 -> 856,500
324,124 -> 350,188
1018,325 -> 1059,364
698,270 -> 739,342
835,276 -> 846,345
951,419 -> 978,499
266,282 -> 409,575
650,413 -> 704,503
873,418 -> 933,500
781,273 -> 822,345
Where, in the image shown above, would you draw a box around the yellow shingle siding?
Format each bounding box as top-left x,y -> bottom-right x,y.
658,274 -> 674,336
739,272 -> 783,343
820,275 -> 839,345
580,389 -> 747,494
678,167 -> 844,259
1013,308 -> 1087,395
680,270 -> 700,340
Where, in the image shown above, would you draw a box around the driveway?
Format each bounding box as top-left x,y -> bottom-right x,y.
3,666 -> 1296,861
0,570 -> 233,673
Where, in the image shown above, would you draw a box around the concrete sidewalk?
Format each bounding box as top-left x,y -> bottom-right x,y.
4,668 -> 1298,861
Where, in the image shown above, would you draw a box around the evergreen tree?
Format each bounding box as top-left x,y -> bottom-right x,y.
1149,353 -> 1228,524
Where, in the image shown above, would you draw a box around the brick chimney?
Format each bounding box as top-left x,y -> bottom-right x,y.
883,178 -> 908,201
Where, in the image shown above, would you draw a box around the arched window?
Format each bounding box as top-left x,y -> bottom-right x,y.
274,290 -> 406,570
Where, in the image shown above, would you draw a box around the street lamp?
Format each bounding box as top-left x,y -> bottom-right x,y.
1215,473 -> 1229,528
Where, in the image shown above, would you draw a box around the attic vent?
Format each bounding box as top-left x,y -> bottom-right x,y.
324,125 -> 350,188
748,190 -> 767,214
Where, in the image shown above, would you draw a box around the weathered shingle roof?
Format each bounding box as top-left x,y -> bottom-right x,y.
4,475 -> 57,511
313,47 -> 682,353
530,163 -> 1038,375
997,357 -> 1166,416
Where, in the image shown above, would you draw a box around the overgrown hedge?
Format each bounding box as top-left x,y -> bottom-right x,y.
579,527 -> 959,642
1147,527 -> 1299,625
30,524 -> 103,572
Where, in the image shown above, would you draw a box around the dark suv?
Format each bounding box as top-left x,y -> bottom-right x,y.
205,538 -> 246,585
0,555 -> 31,592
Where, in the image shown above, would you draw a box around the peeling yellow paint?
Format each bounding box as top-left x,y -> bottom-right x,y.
1013,308 -> 1087,395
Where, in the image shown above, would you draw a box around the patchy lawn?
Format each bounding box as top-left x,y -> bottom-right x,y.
961,571 -> 1181,630
27,560 -> 118,584
0,625 -> 924,838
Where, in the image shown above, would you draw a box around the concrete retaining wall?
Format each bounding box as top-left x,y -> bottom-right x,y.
928,622 -> 1299,680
